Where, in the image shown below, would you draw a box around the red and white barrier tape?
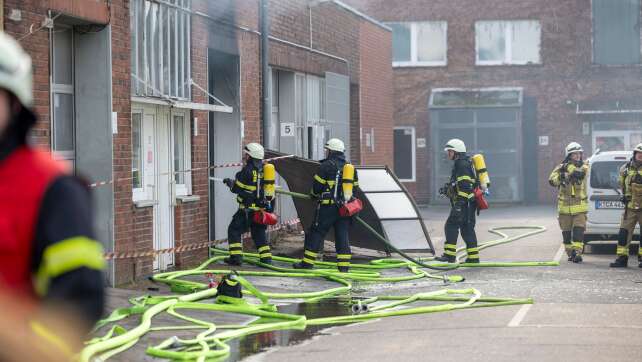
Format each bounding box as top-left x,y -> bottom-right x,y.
88,154 -> 294,189
103,217 -> 300,260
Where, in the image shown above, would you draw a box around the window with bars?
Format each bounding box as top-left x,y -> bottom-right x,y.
130,0 -> 191,99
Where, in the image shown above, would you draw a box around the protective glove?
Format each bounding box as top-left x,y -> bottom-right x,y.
569,169 -> 585,184
223,178 -> 234,188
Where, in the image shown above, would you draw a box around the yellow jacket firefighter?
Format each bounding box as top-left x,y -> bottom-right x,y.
549,161 -> 589,214
619,160 -> 642,210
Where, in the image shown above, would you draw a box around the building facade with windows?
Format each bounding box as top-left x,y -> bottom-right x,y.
3,0 -> 392,285
346,0 -> 642,204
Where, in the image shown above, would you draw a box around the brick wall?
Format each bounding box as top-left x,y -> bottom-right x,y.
358,20 -> 393,166
346,0 -> 642,203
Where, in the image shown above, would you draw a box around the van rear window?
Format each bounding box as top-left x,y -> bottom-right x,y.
590,161 -> 627,189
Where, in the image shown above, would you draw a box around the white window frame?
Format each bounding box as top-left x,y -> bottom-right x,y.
131,108 -> 148,202
475,20 -> 541,66
393,126 -> 416,182
172,110 -> 192,197
391,21 -> 448,67
51,24 -> 76,169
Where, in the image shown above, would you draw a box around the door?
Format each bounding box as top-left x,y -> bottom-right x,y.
593,131 -> 627,152
154,106 -> 174,270
135,103 -> 175,271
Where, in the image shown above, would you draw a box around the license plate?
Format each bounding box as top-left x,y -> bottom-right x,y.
595,200 -> 624,209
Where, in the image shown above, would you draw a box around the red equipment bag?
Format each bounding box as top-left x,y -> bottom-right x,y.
253,210 -> 278,225
339,198 -> 363,217
474,187 -> 489,210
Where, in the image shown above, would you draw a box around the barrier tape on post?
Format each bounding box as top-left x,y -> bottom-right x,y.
103,217 -> 300,260
88,154 -> 294,189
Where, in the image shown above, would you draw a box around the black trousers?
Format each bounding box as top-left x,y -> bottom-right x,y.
227,209 -> 268,257
301,205 -> 351,265
444,201 -> 479,260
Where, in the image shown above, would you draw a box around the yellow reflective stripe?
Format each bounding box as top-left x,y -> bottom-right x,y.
458,191 -> 474,199
320,199 -> 335,204
337,262 -> 350,267
314,174 -> 326,184
564,244 -> 573,250
617,246 -> 628,256
30,321 -> 73,357
571,242 -> 584,250
229,250 -> 243,255
258,246 -> 271,253
235,180 -> 257,191
35,236 -> 105,296
303,258 -> 315,264
444,250 -> 457,256
229,243 -> 243,248
225,279 -> 239,286
467,247 -> 479,253
638,248 -> 642,256
304,250 -> 318,258
337,254 -> 351,260
466,254 -> 479,259
444,244 -> 457,250
456,175 -> 474,182
558,203 -> 588,214
259,253 -> 272,258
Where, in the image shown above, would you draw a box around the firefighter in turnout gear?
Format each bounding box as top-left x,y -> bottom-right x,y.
548,142 -> 589,263
435,139 -> 480,263
223,143 -> 274,266
610,143 -> 642,268
0,32 -> 105,356
293,138 -> 359,272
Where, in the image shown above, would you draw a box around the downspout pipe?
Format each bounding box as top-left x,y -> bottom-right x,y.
260,0 -> 271,147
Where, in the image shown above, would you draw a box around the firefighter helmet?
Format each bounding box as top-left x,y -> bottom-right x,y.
244,143 -> 265,160
325,138 -> 345,153
0,32 -> 33,107
565,142 -> 583,156
444,138 -> 466,153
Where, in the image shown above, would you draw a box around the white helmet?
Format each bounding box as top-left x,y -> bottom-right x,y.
244,143 -> 264,160
325,138 -> 345,153
444,139 -> 466,153
633,143 -> 642,154
0,32 -> 33,107
565,142 -> 583,157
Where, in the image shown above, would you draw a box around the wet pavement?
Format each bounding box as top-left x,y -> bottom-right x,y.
103,205 -> 642,361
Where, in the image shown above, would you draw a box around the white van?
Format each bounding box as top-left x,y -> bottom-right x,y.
585,150 -> 641,241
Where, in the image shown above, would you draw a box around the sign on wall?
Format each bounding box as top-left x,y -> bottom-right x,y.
416,138 -> 426,148
281,122 -> 295,137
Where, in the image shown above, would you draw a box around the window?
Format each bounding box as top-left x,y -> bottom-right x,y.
389,21 -> 447,66
52,25 -> 75,169
590,161 -> 627,190
475,21 -> 541,65
132,113 -> 143,191
394,127 -> 416,182
173,113 -> 191,196
592,0 -> 641,65
130,0 -> 191,99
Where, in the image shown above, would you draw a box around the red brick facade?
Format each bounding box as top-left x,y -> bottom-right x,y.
4,0 -> 393,284
346,0 -> 642,204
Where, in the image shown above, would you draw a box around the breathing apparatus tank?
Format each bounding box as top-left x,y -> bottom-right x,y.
471,154 -> 490,190
342,163 -> 355,202
263,163 -> 276,200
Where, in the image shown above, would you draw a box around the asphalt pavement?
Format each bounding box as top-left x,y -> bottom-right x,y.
245,205 -> 642,362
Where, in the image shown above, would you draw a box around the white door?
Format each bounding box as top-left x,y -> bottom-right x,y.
154,106 -> 174,270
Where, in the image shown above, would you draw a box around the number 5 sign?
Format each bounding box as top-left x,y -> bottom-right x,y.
281,122 -> 295,137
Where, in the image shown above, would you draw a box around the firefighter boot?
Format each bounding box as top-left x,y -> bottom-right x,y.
638,257 -> 642,268
338,266 -> 349,273
224,255 -> 242,266
572,253 -> 583,263
292,261 -> 314,270
609,255 -> 628,268
435,255 -> 456,263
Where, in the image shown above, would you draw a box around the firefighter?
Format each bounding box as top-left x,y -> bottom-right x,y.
223,143 -> 273,266
293,138 -> 358,272
548,142 -> 589,263
435,139 -> 480,263
0,32 -> 105,354
610,143 -> 642,268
